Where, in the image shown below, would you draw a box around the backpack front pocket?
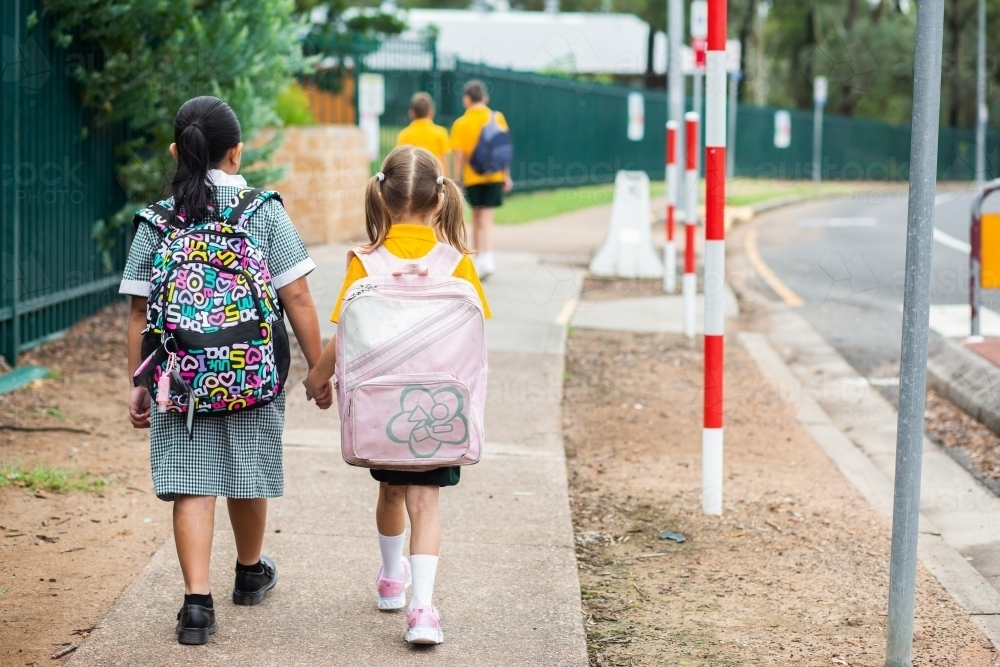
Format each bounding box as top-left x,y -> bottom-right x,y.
350,373 -> 476,466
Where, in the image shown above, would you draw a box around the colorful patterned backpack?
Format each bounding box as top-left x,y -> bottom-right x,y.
132,188 -> 291,437
335,244 -> 487,471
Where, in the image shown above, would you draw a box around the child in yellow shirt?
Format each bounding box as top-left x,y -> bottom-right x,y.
395,92 -> 451,177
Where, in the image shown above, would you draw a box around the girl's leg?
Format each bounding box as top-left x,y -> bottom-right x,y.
376,482 -> 407,580
471,207 -> 495,253
405,485 -> 440,610
174,495 -> 217,595
227,498 -> 267,566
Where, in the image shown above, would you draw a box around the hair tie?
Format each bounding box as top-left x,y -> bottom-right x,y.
436,176 -> 444,186
375,172 -> 385,182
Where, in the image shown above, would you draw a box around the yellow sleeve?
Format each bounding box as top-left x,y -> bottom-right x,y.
330,256 -> 369,323
453,256 -> 492,319
496,111 -> 509,132
396,123 -> 413,148
449,118 -> 467,155
437,126 -> 451,155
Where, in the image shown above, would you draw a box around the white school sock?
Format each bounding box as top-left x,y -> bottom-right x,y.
478,251 -> 495,274
378,532 -> 406,580
409,554 -> 439,609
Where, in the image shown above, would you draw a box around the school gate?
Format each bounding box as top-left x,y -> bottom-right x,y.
0,1 -> 130,366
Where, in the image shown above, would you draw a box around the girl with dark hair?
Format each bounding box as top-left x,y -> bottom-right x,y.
304,145 -> 491,645
119,96 -> 332,644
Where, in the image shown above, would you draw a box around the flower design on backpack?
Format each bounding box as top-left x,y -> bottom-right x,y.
386,385 -> 469,459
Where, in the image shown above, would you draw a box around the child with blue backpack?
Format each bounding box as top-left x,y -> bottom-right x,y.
303,145 -> 491,645
449,79 -> 513,279
121,96 -> 332,645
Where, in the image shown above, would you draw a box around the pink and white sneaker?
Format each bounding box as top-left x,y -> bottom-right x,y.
376,557 -> 411,610
405,605 -> 444,645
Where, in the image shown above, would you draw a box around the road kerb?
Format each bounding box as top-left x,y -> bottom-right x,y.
739,329 -> 1000,645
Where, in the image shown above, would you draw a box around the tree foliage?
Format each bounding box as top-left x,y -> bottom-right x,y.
37,0 -> 305,266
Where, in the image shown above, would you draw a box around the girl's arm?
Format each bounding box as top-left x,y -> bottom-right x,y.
277,276 -> 333,409
127,296 -> 151,428
304,335 -> 337,401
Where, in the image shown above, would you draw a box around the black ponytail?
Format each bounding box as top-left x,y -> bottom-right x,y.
170,96 -> 242,227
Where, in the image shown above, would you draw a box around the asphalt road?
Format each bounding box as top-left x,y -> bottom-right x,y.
752,186 -> 995,403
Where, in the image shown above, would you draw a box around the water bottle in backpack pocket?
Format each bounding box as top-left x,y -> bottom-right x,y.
132,188 -> 291,437
335,244 -> 488,471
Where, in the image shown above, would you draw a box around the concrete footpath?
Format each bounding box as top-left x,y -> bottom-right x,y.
70,245 -> 588,665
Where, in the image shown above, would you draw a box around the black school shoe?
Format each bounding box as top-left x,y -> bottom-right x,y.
232,554 -> 278,606
176,603 -> 218,645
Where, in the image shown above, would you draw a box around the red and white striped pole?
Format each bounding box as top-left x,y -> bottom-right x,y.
683,112 -> 699,339
702,0 -> 727,517
664,121 -> 678,293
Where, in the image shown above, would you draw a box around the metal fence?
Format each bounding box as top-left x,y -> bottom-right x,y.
362,38 -> 1000,187
1,0 -> 129,366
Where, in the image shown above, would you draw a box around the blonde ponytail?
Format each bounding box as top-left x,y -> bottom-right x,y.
434,177 -> 471,254
361,175 -> 393,252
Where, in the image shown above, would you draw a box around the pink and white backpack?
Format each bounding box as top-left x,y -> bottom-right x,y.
335,243 -> 487,471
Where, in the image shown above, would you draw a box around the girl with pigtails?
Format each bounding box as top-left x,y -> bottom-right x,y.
304,145 -> 492,645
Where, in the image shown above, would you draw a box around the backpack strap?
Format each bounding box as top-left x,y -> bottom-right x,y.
132,201 -> 174,236
422,244 -> 464,275
219,188 -> 282,228
350,247 -> 393,276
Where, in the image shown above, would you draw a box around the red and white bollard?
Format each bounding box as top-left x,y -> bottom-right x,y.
702,0 -> 727,517
664,120 -> 678,293
683,112 -> 699,339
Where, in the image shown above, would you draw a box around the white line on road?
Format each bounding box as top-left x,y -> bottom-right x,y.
795,217 -> 878,228
933,228 -> 971,254
933,191 -> 972,254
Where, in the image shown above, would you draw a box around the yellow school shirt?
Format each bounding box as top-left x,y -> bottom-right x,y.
396,118 -> 451,163
330,224 -> 492,322
450,107 -> 509,187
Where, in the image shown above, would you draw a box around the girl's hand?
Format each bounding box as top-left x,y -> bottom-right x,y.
313,380 -> 334,410
302,372 -> 333,409
129,386 -> 151,428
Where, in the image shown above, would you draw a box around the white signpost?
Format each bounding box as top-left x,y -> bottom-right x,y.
812,75 -> 828,183
627,92 -> 645,141
726,39 -> 742,179
589,171 -> 664,279
358,73 -> 385,161
774,109 -> 792,149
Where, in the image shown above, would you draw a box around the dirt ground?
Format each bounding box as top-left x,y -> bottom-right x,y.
0,303 -> 171,666
563,328 -> 996,667
925,387 -> 1000,482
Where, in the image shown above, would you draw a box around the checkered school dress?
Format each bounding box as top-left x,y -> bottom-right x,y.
120,172 -> 315,501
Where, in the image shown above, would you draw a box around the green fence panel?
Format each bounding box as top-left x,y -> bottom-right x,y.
1,0 -> 128,366
361,37 -> 1000,188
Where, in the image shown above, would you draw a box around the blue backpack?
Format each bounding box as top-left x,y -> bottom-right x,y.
468,112 -> 513,176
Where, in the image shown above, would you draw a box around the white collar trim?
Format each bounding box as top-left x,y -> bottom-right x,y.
207,169 -> 247,187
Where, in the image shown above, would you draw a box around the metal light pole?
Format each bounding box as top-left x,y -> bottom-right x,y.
669,0 -> 685,193
812,76 -> 827,184
976,0 -> 987,183
885,0 -> 945,665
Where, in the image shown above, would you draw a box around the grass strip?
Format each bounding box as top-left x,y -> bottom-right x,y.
0,460 -> 110,493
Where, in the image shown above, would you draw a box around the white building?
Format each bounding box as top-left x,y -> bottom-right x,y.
325,5 -> 667,76
404,8 -> 666,76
